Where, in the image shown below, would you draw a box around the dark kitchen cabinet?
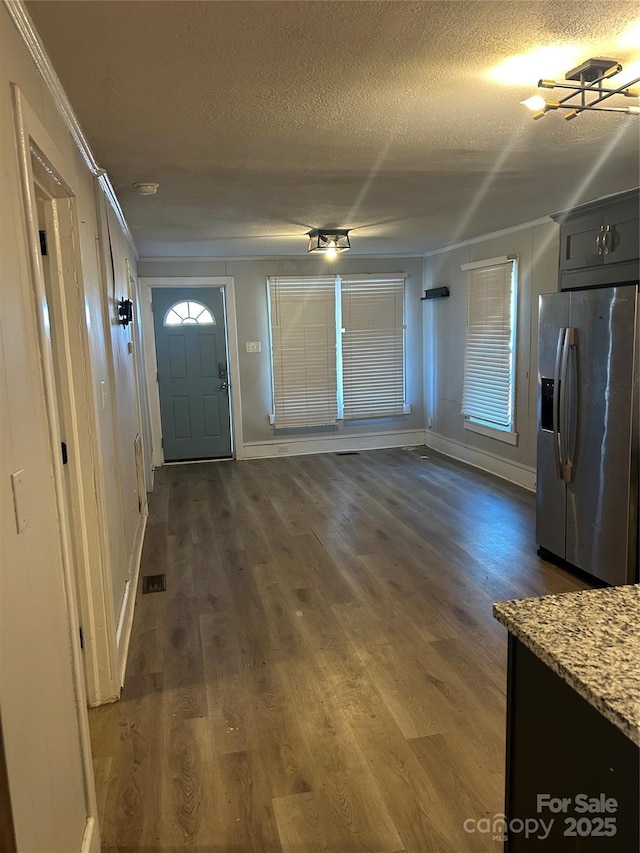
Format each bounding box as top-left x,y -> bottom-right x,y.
553,189 -> 639,290
504,637 -> 640,852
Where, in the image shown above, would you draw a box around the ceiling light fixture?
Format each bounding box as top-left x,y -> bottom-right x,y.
307,229 -> 351,258
521,58 -> 640,119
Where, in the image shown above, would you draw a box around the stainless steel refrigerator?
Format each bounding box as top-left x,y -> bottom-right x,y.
536,284 -> 639,585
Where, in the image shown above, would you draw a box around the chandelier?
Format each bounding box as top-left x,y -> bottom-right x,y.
521,58 -> 639,120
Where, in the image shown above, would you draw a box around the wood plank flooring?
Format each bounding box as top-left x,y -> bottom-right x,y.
90,448 -> 593,852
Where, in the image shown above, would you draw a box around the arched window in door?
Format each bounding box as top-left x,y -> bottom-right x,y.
163,300 -> 216,326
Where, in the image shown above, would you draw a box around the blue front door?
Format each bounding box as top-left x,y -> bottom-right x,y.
153,287 -> 232,461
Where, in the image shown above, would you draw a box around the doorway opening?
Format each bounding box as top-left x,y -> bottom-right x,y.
13,84 -> 103,851
30,149 -> 117,702
152,286 -> 232,461
141,277 -> 243,465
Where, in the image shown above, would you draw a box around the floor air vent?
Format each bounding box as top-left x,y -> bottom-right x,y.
142,574 -> 166,594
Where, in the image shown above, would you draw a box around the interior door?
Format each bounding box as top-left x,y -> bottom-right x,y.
153,287 -> 232,461
36,197 -> 86,638
565,286 -> 637,584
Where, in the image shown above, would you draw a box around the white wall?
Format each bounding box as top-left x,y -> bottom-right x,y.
95,200 -> 145,625
422,219 -> 560,489
0,3 -> 149,849
138,256 -> 426,456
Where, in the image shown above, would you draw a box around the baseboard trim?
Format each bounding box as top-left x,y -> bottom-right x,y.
115,507 -> 148,687
80,815 -> 99,853
424,430 -> 536,491
242,430 -> 426,459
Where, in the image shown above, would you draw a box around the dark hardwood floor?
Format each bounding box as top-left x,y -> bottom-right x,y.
89,447 -> 592,852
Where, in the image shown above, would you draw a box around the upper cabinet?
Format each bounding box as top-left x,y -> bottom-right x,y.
552,189 -> 639,290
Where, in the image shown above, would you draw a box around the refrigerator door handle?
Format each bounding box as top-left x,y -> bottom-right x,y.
553,328 -> 566,480
563,327 -> 577,482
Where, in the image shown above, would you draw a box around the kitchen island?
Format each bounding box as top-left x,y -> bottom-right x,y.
494,585 -> 639,851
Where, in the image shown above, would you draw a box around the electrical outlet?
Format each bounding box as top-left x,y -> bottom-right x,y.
277,445 -> 289,454
246,341 -> 262,353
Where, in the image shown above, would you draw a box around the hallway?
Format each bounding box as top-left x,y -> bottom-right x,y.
89,449 -> 591,852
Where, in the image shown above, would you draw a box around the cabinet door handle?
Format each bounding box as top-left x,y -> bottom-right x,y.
595,225 -> 605,254
602,224 -> 611,254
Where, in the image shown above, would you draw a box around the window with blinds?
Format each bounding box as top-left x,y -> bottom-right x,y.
267,274 -> 407,427
461,257 -> 517,436
341,276 -> 406,419
268,276 -> 338,428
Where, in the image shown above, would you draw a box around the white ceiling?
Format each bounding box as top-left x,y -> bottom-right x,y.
25,1 -> 640,258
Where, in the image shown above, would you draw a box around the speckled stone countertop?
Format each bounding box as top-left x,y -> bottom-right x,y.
493,585 -> 640,747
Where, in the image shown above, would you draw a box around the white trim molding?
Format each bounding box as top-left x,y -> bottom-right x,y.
80,816 -> 99,853
4,0 -> 134,247
424,216 -> 553,257
243,429 -> 426,459
423,430 -> 536,492
461,255 -> 512,271
464,419 -> 518,446
137,254 -> 425,264
115,507 -> 147,691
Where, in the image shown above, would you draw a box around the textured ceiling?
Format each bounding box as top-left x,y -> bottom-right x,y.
25,1 -> 640,258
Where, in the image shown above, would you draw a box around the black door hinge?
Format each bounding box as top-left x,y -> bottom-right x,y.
39,230 -> 48,256
61,441 -> 68,465
79,626 -> 84,649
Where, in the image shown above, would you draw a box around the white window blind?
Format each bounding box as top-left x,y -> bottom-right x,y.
341,276 -> 406,419
268,276 -> 338,427
461,258 -> 516,431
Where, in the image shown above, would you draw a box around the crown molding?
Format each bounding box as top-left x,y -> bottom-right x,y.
136,253 -> 424,264
423,215 -> 553,257
424,184 -> 640,258
4,0 -> 134,247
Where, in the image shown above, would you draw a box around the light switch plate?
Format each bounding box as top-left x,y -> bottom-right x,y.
246,341 -> 262,353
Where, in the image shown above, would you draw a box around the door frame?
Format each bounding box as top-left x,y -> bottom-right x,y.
12,86 -> 101,850
127,260 -> 154,492
140,277 -> 244,464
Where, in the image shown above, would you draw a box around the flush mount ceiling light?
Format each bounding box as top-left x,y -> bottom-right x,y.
521,58 -> 640,120
307,229 -> 351,258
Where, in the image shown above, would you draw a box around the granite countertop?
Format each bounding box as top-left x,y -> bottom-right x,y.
493,585 -> 640,747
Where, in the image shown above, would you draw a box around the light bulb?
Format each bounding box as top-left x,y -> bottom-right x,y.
326,240 -> 337,259
521,95 -> 546,111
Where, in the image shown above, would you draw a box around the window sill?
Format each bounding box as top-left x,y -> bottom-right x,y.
464,420 -> 518,446
270,404 -> 411,426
